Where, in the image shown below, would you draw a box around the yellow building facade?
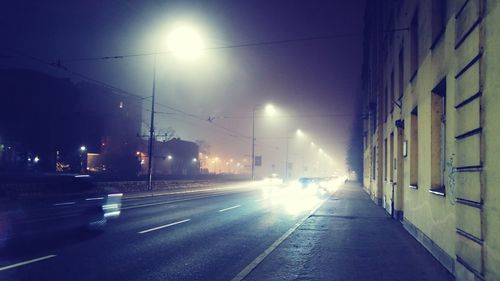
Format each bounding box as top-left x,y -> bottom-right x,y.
361,0 -> 500,280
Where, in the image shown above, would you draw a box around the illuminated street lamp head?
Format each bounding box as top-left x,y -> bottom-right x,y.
80,146 -> 87,152
192,158 -> 197,162
296,129 -> 303,137
167,24 -> 204,61
265,104 -> 276,116
167,155 -> 173,160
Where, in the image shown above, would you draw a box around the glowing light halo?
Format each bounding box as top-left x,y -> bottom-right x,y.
167,23 -> 205,61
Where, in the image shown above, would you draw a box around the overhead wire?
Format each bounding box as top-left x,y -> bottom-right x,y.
2,26 -> 399,150
57,28 -> 408,63
0,48 -> 250,141
214,113 -> 357,120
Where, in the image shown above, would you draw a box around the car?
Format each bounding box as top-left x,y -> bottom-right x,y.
0,174 -> 122,253
263,173 -> 283,185
296,177 -> 330,197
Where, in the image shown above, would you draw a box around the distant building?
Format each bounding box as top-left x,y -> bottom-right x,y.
137,138 -> 199,176
75,81 -> 142,175
0,69 -> 79,172
0,69 -> 142,175
361,1 -> 500,280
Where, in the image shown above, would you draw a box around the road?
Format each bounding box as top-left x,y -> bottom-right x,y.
0,182 -> 325,281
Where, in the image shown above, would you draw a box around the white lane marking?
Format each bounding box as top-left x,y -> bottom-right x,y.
52,202 -> 75,206
85,197 -> 104,201
122,194 -> 219,210
218,205 -> 241,212
138,219 -> 191,234
231,197 -> 329,281
0,255 -> 57,271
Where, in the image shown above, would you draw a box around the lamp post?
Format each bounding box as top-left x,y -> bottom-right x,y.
147,56 -> 157,190
252,107 -> 255,180
251,103 -> 276,180
79,145 -> 87,174
146,24 -> 204,190
285,133 -> 289,181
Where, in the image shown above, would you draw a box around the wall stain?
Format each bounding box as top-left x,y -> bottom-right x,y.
446,153 -> 456,205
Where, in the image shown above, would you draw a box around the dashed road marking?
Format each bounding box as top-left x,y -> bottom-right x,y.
138,219 -> 191,234
0,255 -> 57,271
52,202 -> 75,206
218,205 -> 241,212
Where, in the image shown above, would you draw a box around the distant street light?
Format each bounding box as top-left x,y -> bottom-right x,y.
265,104 -> 277,116
79,146 -> 87,173
252,103 -> 276,180
147,24 -> 204,190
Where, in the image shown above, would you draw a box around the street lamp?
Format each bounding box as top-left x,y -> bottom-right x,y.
251,103 -> 276,180
79,145 -> 87,173
147,24 -> 204,190
167,24 -> 205,61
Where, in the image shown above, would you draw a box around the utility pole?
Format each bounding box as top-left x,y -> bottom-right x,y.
147,56 -> 156,190
285,131 -> 289,182
251,107 -> 256,180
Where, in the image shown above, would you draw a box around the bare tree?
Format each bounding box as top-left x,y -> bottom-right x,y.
195,140 -> 211,155
157,127 -> 177,142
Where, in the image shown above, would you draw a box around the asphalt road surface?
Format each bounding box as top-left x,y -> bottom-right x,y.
0,182 -> 325,281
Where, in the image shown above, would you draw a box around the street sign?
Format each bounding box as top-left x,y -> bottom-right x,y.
255,156 -> 262,166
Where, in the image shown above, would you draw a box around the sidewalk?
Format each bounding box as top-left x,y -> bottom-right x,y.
244,182 -> 454,281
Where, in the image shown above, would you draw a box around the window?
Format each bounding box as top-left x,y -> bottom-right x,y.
410,107 -> 418,188
410,10 -> 419,79
372,146 -> 376,180
390,132 -> 394,182
431,0 -> 446,49
399,47 -> 404,98
363,131 -> 367,149
384,138 -> 388,181
430,78 -> 446,195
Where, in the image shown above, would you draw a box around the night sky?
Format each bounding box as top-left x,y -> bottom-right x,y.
0,0 -> 366,174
